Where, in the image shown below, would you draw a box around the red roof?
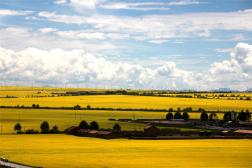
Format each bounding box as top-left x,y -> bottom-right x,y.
235,129 -> 252,134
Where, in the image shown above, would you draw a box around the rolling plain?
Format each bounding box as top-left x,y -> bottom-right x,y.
0,87 -> 252,167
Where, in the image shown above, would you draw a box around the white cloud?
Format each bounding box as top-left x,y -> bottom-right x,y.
54,0 -> 68,4
54,0 -> 106,13
215,48 -> 233,53
0,9 -> 32,16
0,27 -> 119,52
206,43 -> 252,89
100,0 -> 201,11
39,28 -> 58,33
0,47 -> 190,89
0,43 -> 251,90
36,9 -> 252,43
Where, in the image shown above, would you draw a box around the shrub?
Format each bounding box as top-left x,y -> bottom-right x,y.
113,123 -> 121,132
16,130 -> 24,134
50,125 -> 60,133
25,129 -> 39,134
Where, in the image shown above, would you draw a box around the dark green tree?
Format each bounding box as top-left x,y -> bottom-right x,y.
182,112 -> 190,121
51,125 -> 59,133
89,121 -> 99,130
223,112 -> 231,121
40,121 -> 50,133
74,105 -> 81,110
113,123 -> 121,132
174,111 -> 182,119
166,112 -> 174,120
200,111 -> 208,121
14,123 -> 22,131
79,120 -> 89,129
237,111 -> 251,121
87,105 -> 91,109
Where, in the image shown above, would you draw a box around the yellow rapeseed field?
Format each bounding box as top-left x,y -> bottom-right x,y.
1,95 -> 252,111
0,134 -> 251,168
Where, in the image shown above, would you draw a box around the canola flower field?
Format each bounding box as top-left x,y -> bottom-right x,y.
0,87 -> 252,168
1,95 -> 252,111
0,134 -> 252,168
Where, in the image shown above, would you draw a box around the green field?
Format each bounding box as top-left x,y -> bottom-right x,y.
0,134 -> 251,168
0,108 -> 209,133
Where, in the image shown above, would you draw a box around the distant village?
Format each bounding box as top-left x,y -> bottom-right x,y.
65,110 -> 252,140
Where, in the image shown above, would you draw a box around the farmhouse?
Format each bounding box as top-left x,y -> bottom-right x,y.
144,124 -> 159,137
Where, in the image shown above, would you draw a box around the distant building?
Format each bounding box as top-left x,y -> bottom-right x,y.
144,124 -> 159,137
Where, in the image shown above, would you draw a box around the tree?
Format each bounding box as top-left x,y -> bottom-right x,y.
200,111 -> 208,121
166,112 -> 174,120
40,121 -> 49,133
113,123 -> 121,132
198,108 -> 206,113
89,121 -> 99,130
174,111 -> 182,119
74,105 -> 81,110
79,120 -> 88,129
87,105 -> 91,109
223,112 -> 231,121
32,104 -> 36,108
51,125 -> 59,133
14,123 -> 22,131
237,111 -> 251,121
182,112 -> 190,121
209,113 -> 218,121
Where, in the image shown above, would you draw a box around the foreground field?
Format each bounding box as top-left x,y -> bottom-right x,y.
1,95 -> 252,111
0,134 -> 251,168
0,108 -> 209,133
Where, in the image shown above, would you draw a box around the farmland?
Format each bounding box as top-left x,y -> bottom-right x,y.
1,95 -> 252,111
0,134 -> 252,168
0,87 -> 252,168
0,108 -> 209,134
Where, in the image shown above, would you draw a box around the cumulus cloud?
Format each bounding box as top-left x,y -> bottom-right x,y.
0,43 -> 251,90
0,47 -> 190,89
206,43 -> 252,89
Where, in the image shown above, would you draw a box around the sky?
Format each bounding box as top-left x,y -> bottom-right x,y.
0,0 -> 252,90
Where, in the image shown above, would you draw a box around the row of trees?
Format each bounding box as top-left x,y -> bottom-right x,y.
166,109 -> 251,122
14,121 -> 59,134
79,120 -> 121,132
166,111 -> 190,121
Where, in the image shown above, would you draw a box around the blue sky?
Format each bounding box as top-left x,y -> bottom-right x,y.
0,0 -> 252,90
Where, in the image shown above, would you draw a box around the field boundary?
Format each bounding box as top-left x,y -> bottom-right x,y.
1,105 -> 251,113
